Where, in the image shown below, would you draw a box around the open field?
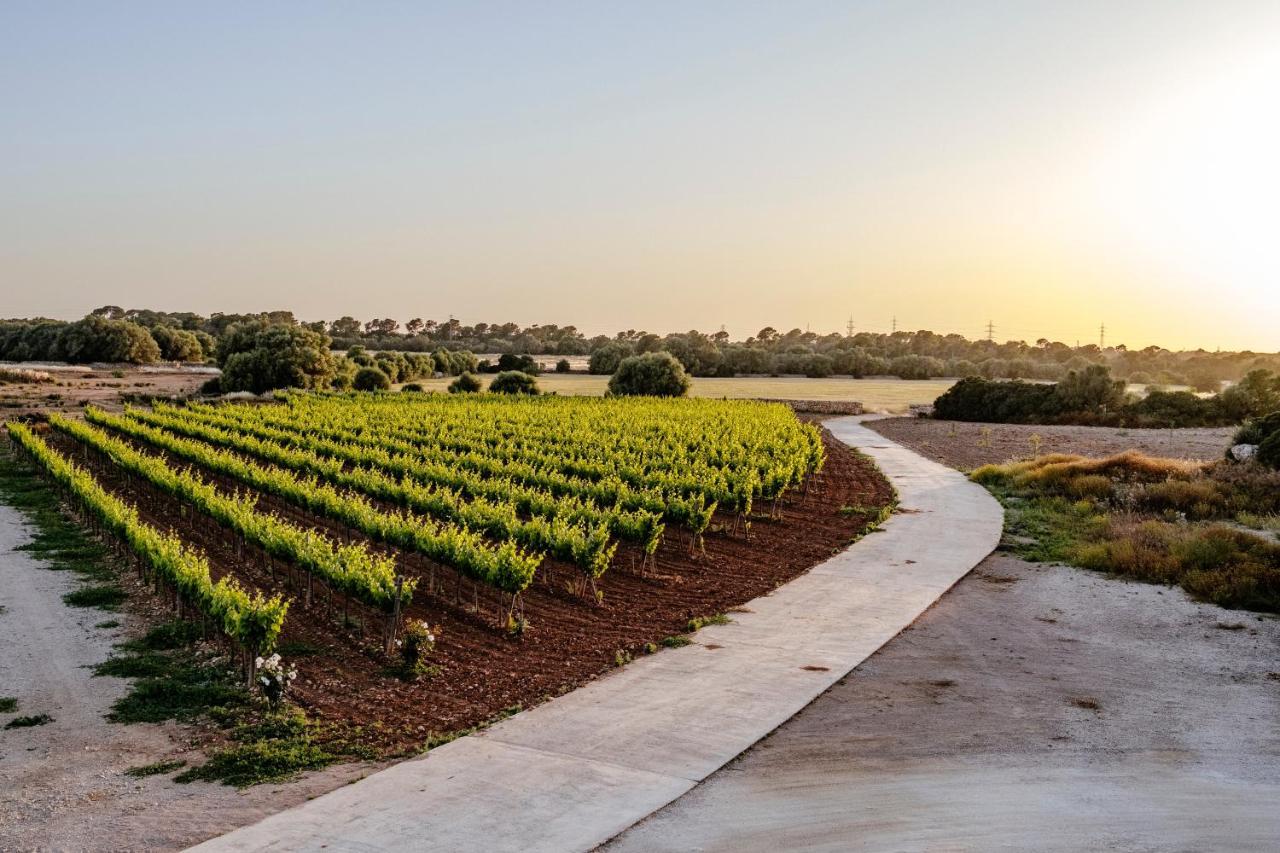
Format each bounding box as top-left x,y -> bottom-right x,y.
0,394 -> 893,847
407,374 -> 956,412
0,362 -> 208,417
866,416 -> 1235,470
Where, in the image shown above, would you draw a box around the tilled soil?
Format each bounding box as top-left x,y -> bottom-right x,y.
45,422 -> 894,753
866,417 -> 1235,471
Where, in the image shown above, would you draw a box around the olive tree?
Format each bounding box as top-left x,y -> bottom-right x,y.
607,352 -> 690,397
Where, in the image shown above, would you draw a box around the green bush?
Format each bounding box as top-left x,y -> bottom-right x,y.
488,371 -> 539,395
218,323 -> 338,394
608,352 -> 691,398
352,367 -> 391,392
588,342 -> 634,375
400,382 -> 424,393
448,372 -> 482,394
555,359 -> 571,373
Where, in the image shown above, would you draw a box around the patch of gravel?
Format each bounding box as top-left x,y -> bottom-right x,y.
865,417 -> 1235,471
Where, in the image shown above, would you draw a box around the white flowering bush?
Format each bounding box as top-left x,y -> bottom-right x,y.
396,620 -> 440,679
255,653 -> 298,709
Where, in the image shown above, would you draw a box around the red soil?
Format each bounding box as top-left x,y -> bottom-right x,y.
48,422 -> 893,753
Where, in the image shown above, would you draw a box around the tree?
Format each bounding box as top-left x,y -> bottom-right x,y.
218,322 -> 339,393
58,315 -> 161,364
608,352 -> 691,397
329,316 -> 362,338
489,371 -> 539,394
555,359 -> 571,373
588,342 -> 633,375
149,325 -> 204,362
448,372 -> 482,393
352,366 -> 391,391
497,353 -> 539,375
1053,364 -> 1124,413
405,318 -> 425,336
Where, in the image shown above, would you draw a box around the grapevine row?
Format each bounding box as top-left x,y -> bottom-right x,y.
6,421 -> 288,656
88,406 -> 604,579
49,413 -> 414,611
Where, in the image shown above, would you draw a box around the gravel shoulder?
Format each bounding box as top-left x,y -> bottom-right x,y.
865,417 -> 1235,470
0,502 -> 370,853
605,551 -> 1280,852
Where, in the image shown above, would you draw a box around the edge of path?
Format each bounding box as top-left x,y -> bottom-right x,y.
187,415 -> 1004,853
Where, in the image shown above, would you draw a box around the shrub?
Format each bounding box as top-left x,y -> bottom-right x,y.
352,367 -> 391,392
889,354 -> 945,380
448,372 -> 482,394
608,352 -> 691,398
1233,412 -> 1280,470
555,359 -> 571,373
497,353 -> 540,375
400,382 -> 424,393
489,371 -> 539,395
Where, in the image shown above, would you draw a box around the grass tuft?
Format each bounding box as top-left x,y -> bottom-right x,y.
5,713 -> 53,729
124,759 -> 188,778
0,697 -> 17,713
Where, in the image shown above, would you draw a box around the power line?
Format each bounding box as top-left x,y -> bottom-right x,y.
986,320 -> 995,342
846,315 -> 855,337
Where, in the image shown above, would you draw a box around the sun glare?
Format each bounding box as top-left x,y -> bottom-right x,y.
1092,50 -> 1280,306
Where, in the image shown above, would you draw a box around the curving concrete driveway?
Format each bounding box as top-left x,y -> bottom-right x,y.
188,417 -> 1003,853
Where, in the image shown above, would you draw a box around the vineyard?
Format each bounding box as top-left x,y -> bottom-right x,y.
5,393 -> 891,747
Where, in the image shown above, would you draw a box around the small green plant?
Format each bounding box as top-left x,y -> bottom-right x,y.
614,648 -> 633,667
661,635 -> 691,648
686,613 -> 731,632
1028,432 -> 1043,457
5,713 -> 53,729
95,619 -> 121,629
124,759 -> 188,778
642,642 -> 658,655
0,697 -> 18,713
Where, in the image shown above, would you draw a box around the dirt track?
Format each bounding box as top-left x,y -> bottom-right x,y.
607,551 -> 1280,852
866,417 -> 1235,470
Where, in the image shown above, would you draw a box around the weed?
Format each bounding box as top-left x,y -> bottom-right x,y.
613,648 -> 633,667
0,697 -> 17,713
124,759 -> 188,778
1070,697 -> 1101,712
661,635 -> 691,648
95,619 -> 121,629
63,584 -> 126,610
686,613 -> 731,632
5,713 -> 53,729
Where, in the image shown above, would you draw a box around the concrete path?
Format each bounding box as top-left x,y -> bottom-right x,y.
189,417 -> 1003,853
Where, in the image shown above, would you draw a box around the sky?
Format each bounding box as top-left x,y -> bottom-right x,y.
3,0 -> 1278,351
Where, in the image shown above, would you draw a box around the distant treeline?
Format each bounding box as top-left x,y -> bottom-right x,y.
3,308 -> 1278,391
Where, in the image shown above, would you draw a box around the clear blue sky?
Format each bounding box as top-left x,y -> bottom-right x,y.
3,1 -> 1278,349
